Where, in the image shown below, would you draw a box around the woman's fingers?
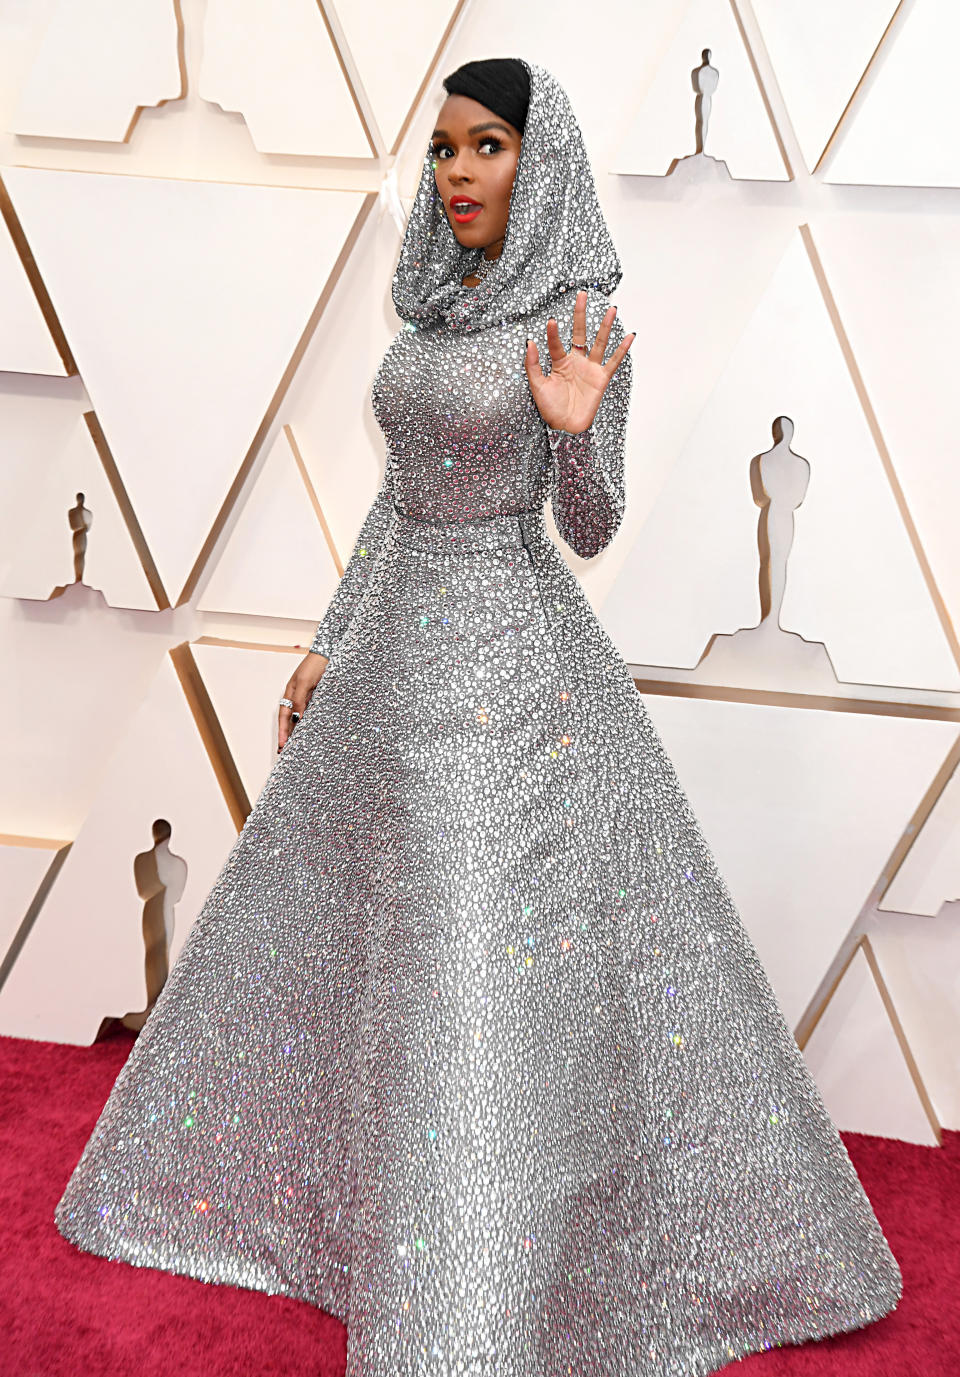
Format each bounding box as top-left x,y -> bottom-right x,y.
604,329 -> 636,377
277,657 -> 329,751
589,305 -> 617,364
543,316 -> 568,367
571,288 -> 589,355
524,336 -> 545,384
277,673 -> 306,753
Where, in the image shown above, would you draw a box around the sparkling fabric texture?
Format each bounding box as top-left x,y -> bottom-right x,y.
55,58 -> 901,1377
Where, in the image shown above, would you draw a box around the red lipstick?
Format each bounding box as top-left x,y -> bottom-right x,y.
450,197 -> 483,223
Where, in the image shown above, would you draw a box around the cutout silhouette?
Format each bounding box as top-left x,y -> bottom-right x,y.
121,818 -> 188,1033
693,48 -> 719,155
697,416 -> 841,688
667,48 -> 733,184
752,416 -> 811,625
68,491 -> 93,583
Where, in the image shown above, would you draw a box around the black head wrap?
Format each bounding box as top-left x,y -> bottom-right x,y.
440,57 -> 530,135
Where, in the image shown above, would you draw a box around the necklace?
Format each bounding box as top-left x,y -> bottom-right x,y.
463,250 -> 500,287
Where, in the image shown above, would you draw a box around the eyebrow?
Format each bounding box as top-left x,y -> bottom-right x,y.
430,121 -> 514,139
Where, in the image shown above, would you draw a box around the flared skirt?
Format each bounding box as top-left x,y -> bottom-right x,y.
54,505 -> 901,1376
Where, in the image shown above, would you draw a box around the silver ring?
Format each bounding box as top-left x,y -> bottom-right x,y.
571,342 -> 587,352
279,696 -> 294,709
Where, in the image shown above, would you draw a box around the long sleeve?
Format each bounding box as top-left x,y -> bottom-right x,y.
546,308 -> 632,560
309,454 -> 395,659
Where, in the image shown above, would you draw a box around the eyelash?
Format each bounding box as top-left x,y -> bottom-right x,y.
430,137 -> 504,160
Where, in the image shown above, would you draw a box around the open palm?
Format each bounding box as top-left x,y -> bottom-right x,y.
524,288 -> 635,434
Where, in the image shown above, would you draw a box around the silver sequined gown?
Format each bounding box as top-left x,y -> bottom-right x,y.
55,59 -> 901,1377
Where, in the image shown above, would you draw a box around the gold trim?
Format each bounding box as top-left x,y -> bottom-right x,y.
797,934 -> 942,1144
0,173 -> 76,374
862,935 -> 943,1144
630,675 -> 960,723
314,0 -> 380,158
0,833 -> 70,849
796,933 -> 865,1051
83,410 -> 171,610
0,842 -> 72,996
169,643 -> 251,830
729,0 -> 795,180
193,634 -> 309,654
815,1 -> 910,176
285,422 -> 344,576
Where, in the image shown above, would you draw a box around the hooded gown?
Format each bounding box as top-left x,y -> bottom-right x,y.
54,58 -> 902,1377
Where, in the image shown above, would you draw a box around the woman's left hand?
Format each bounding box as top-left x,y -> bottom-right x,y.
524,288 -> 635,434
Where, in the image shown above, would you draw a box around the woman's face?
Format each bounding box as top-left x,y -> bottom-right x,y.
430,94 -> 522,257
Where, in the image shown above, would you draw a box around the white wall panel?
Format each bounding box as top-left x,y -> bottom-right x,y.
0,196 -> 66,374
3,167 -> 365,603
802,944 -> 938,1145
813,214 -> 960,643
0,655 -> 236,1045
610,0 -> 788,180
199,0 -> 369,157
0,840 -> 64,967
0,379 -> 86,584
751,0 -> 898,174
335,0 -> 465,153
10,0 -> 182,142
193,642 -> 309,805
828,0 -> 960,187
641,691 -> 958,1028
881,760 -> 960,917
583,202 -> 797,613
605,233 -> 960,691
270,200 -> 402,556
198,427 -> 341,622
871,911 -> 960,1128
0,414 -> 156,609
0,597 -> 175,839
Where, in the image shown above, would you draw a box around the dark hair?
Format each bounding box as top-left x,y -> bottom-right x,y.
441,58 -> 530,136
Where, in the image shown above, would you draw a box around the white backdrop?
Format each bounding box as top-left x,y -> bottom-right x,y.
0,0 -> 957,1146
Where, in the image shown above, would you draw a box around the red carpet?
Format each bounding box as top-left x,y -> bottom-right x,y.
1,1025 -> 956,1376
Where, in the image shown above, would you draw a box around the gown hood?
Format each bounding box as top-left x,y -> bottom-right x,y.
391,58 -> 622,332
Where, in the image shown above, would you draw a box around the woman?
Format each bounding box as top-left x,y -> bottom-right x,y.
55,57 -> 901,1375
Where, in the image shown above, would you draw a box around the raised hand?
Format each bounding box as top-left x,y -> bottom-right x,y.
524,289 -> 635,435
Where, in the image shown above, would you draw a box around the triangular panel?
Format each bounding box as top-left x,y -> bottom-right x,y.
828,0 -> 960,187
197,427 -> 341,621
802,942 -> 939,1145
